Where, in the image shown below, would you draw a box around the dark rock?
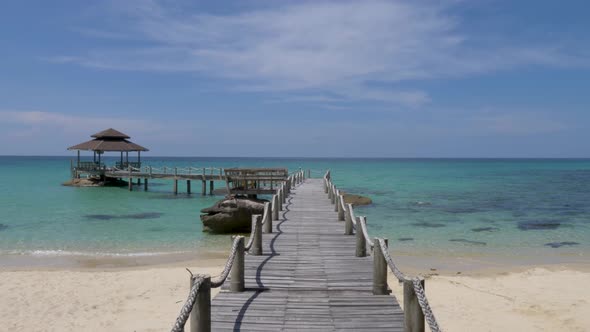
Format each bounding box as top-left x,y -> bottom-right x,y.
449,238 -> 486,246
411,221 -> 446,228
443,207 -> 480,214
398,237 -> 414,241
123,212 -> 163,219
63,177 -> 128,187
85,214 -> 116,220
201,196 -> 267,233
84,212 -> 163,220
471,227 -> 499,232
518,220 -> 561,231
339,191 -> 372,206
544,241 -> 580,248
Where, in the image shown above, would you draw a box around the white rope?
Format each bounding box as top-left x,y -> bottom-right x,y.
210,236 -> 242,288
358,216 -> 374,248
413,278 -> 442,332
244,217 -> 258,251
170,275 -> 204,332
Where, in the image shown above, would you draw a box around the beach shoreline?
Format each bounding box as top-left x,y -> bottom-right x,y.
1,259 -> 589,331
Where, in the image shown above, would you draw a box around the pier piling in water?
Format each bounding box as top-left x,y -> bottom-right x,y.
201,180 -> 206,195
209,181 -> 214,195
187,180 -> 191,194
144,178 -> 148,191
173,179 -> 178,195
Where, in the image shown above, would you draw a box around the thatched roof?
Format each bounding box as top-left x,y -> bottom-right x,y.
68,129 -> 149,152
91,128 -> 130,139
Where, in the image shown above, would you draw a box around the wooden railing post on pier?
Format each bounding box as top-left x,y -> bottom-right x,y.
263,202 -> 272,233
356,217 -> 367,257
373,238 -> 388,295
272,195 -> 279,221
334,190 -> 340,212
282,184 -> 287,204
230,237 -> 245,292
404,278 -> 426,332
331,185 -> 336,205
251,215 -> 263,256
345,203 -> 354,235
190,274 -> 211,332
278,187 -> 283,211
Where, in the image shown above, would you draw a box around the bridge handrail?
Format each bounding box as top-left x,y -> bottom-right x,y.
171,169 -> 306,332
323,170 -> 442,332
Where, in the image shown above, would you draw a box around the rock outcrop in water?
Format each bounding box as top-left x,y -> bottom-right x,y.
200,196 -> 267,233
339,191 -> 372,206
63,177 -> 128,187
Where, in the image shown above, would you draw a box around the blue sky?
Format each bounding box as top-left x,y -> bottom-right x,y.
0,0 -> 589,157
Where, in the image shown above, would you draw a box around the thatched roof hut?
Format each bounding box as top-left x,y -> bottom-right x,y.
68,128 -> 148,170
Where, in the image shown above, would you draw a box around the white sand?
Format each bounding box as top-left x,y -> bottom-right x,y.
1,263 -> 589,331
390,267 -> 590,332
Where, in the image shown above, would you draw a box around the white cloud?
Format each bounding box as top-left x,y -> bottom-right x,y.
49,0 -> 588,108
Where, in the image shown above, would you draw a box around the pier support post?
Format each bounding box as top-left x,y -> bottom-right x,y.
251,215 -> 263,256
272,195 -> 279,221
187,180 -> 191,194
331,186 -> 336,205
137,178 -> 141,185
373,238 -> 388,295
230,236 -> 245,292
209,181 -> 214,195
345,203 -> 354,235
128,178 -> 133,191
144,178 -> 148,191
334,190 -> 339,212
308,169 -> 311,179
263,202 -> 272,233
282,185 -> 287,204
190,274 -> 211,332
278,187 -> 283,211
338,195 -> 345,221
324,179 -> 329,193
201,180 -> 206,196
356,217 -> 367,257
173,179 -> 178,195
404,278 -> 425,332
327,183 -> 332,199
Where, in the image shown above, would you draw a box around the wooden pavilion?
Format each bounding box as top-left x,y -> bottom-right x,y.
68,128 -> 148,175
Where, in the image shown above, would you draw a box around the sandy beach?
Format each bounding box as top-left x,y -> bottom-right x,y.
0,260 -> 588,332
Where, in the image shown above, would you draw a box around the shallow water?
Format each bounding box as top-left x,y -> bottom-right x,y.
0,156 -> 588,268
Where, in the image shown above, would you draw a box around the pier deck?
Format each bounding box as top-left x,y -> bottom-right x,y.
211,179 -> 404,331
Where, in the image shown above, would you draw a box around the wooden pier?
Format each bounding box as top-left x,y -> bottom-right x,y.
171,171 -> 441,332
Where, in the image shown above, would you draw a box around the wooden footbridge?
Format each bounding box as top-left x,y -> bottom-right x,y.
171,171 -> 441,332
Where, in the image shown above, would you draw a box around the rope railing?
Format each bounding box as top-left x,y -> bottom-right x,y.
170,169 -> 307,332
323,170 -> 442,332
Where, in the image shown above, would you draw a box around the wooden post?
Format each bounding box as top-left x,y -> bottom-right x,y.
334,190 -> 339,212
137,178 -> 141,185
338,195 -> 345,221
356,217 -> 367,257
144,178 -> 148,191
404,278 -> 425,332
187,180 -> 191,194
308,169 -> 311,179
263,202 -> 272,233
324,179 -> 329,193
373,238 -> 388,295
128,178 -> 133,191
331,186 -> 336,205
345,203 -> 354,235
278,188 -> 283,211
272,195 -> 279,221
173,179 -> 178,195
282,185 -> 287,204
327,182 -> 332,199
251,215 -> 263,256
191,274 -> 211,332
230,236 -> 245,292
202,180 -> 206,196
209,181 -> 214,195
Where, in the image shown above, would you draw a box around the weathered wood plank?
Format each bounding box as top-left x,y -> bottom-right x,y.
211,179 -> 404,331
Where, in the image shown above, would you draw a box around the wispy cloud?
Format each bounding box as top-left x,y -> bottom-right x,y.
48,0 -> 588,108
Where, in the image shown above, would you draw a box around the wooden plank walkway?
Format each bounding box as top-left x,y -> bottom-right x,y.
211,178 -> 404,331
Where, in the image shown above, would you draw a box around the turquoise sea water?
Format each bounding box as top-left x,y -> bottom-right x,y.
0,157 -> 588,267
